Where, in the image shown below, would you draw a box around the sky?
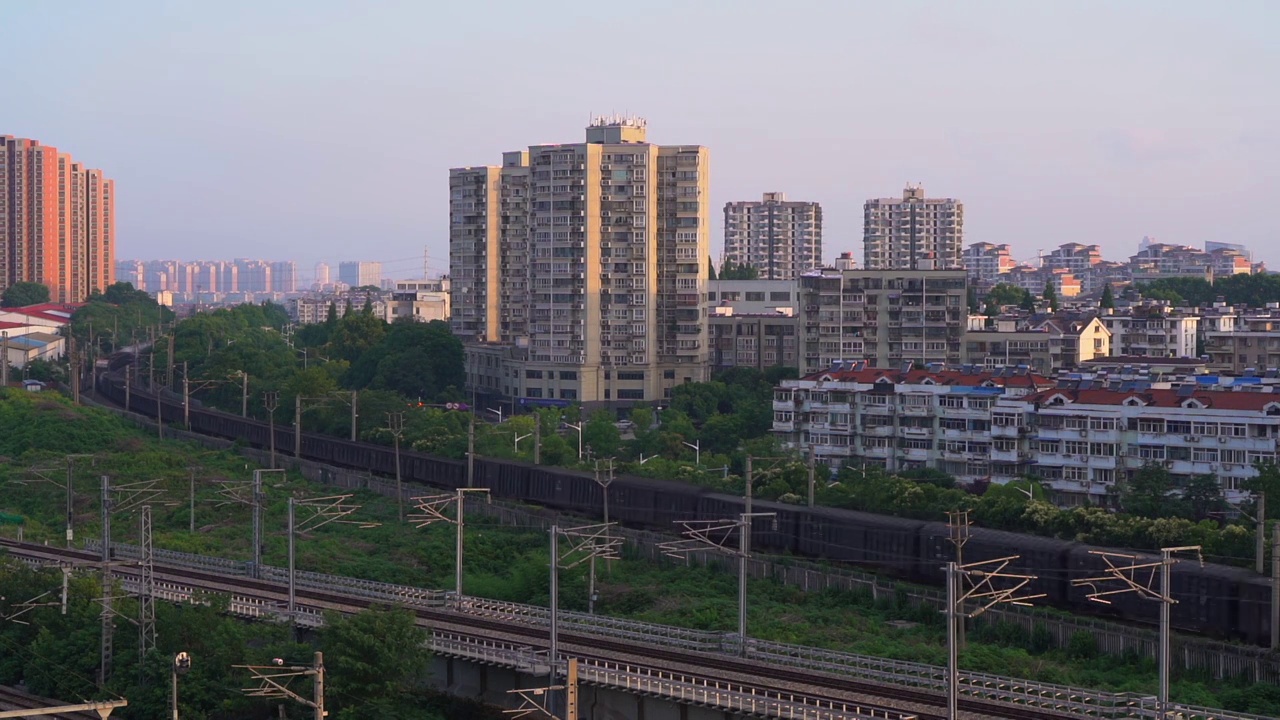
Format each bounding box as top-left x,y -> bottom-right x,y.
3,0 -> 1278,280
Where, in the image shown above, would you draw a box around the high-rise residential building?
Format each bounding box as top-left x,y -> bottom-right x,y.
722,192 -> 822,280
797,267 -> 967,374
1,135 -> 115,302
450,116 -> 710,407
271,261 -> 297,293
338,261 -> 382,288
963,242 -> 1015,288
862,184 -> 963,271
314,262 -> 331,289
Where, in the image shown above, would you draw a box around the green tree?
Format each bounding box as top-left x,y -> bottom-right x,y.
326,301 -> 339,328
1100,284 -> 1116,309
1043,281 -> 1059,312
1018,289 -> 1036,312
719,260 -> 759,280
582,409 -> 622,459
1183,474 -> 1225,521
1,281 -> 50,307
966,286 -> 980,313
320,607 -> 430,720
986,284 -> 1025,308
707,257 -> 717,280
1119,463 -> 1183,518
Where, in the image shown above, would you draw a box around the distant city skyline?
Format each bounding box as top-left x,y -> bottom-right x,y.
4,2 -> 1276,269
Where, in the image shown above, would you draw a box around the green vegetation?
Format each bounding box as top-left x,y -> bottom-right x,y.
1138,274 -> 1280,308
69,282 -> 176,354
1043,280 -> 1059,312
0,391 -> 1278,716
717,259 -> 759,280
1100,284 -> 1116,309
983,283 -> 1035,315
1,281 -> 51,307
2,389 -> 1280,712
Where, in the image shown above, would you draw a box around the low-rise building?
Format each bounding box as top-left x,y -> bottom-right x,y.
1013,385 -> 1280,506
1203,304 -> 1280,374
1100,304 -> 1199,358
771,365 -> 1053,484
707,279 -> 799,315
963,315 -> 1110,373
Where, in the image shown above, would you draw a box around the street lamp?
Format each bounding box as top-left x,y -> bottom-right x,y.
638,454 -> 655,465
171,651 -> 191,720
486,407 -> 503,424
682,440 -> 700,467
563,422 -> 583,460
514,432 -> 532,453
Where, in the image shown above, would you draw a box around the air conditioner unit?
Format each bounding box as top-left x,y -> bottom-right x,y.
1185,435 -> 1198,443
1078,430 -> 1087,437
1218,436 -> 1228,444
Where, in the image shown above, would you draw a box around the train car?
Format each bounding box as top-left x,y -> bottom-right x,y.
796,505 -> 924,575
607,475 -> 705,529
1168,560 -> 1248,639
1237,574 -> 1272,646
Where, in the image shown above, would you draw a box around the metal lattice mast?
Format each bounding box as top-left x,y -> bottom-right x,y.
99,475 -> 114,687
386,412 -> 405,521
547,525 -> 618,718
1073,545 -> 1202,720
946,509 -> 972,649
138,505 -> 156,658
287,494 -> 379,626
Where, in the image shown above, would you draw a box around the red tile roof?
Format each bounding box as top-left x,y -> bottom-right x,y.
0,302 -> 81,322
802,367 -> 1055,389
1023,387 -> 1280,411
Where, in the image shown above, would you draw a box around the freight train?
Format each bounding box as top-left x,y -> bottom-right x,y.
92,359 -> 1274,646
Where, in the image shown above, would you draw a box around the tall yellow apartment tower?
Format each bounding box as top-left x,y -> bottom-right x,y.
450,117 -> 710,408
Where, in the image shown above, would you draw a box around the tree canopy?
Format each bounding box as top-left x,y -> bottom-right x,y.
1,281 -> 50,307
1139,274 -> 1280,308
718,260 -> 759,280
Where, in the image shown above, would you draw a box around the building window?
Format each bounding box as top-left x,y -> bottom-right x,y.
560,371 -> 578,380
769,291 -> 790,301
526,370 -> 543,379
663,370 -> 675,379
746,292 -> 765,301
618,371 -> 645,381
560,389 -> 578,400
527,388 -> 543,398
618,389 -> 645,400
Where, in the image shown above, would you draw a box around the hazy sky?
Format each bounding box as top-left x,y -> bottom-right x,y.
4,1 -> 1277,278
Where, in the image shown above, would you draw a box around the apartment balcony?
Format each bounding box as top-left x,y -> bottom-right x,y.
899,426 -> 932,438
901,448 -> 932,462
990,425 -> 1030,439
809,402 -> 852,414
989,448 -> 1032,463
859,426 -> 895,438
773,421 -> 794,432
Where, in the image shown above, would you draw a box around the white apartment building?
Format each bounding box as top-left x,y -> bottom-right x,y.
863,185 -> 963,270
772,365 -> 1054,484
1203,304 -> 1280,374
338,261 -> 382,288
1100,305 -> 1199,359
963,242 -> 1014,288
774,368 -> 1279,505
450,117 -> 710,408
1013,385 -> 1280,505
797,268 -> 968,374
1043,243 -> 1102,275
723,192 -> 822,280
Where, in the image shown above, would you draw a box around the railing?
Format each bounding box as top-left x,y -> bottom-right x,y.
58,541 -> 1273,720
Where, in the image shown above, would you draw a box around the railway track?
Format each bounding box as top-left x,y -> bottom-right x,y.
1,541 -> 1090,720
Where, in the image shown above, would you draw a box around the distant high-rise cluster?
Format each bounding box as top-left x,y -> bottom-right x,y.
116,259 -> 297,296
337,261 -> 381,288
722,192 -> 822,280
1,135 -> 115,303
863,184 -> 964,270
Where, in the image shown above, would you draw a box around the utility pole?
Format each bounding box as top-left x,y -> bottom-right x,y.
589,459 -> 615,614
386,412 -> 405,521
1074,546 -> 1202,720
166,334 -> 174,392
241,372 -> 248,418
294,395 -> 302,459
944,556 -> 1044,720
807,449 -> 816,508
410,489 -> 491,596
350,390 -> 358,441
662,512 -> 776,656
286,495 -> 378,628
236,652 -> 325,720
124,370 -> 131,412
99,476 -> 113,687
182,361 -> 190,427
947,509 -> 972,649
466,414 -> 475,487
547,524 -> 619,717
1,331 -> 9,388
745,455 -> 753,515
148,349 -> 155,390
1258,493 -> 1267,575
249,469 -> 284,578
189,467 -> 197,533
70,337 -> 80,404
263,391 -> 279,470
533,416 -> 542,464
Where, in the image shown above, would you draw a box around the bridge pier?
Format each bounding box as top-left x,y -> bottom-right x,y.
428,656 -> 739,720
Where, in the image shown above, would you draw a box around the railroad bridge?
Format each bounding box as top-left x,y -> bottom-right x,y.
2,539 -> 1269,720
